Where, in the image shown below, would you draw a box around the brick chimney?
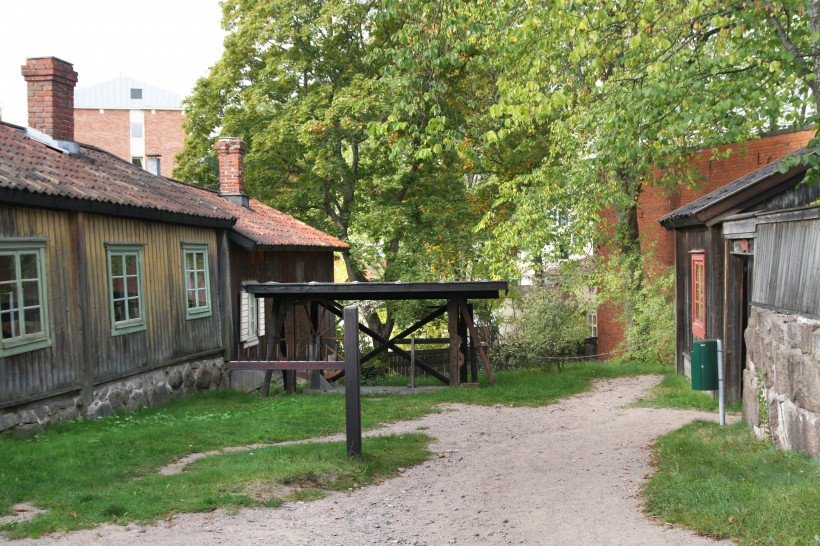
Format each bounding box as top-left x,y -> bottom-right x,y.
21,57 -> 78,142
215,137 -> 249,207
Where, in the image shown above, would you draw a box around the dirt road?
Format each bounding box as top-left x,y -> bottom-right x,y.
12,375 -> 734,545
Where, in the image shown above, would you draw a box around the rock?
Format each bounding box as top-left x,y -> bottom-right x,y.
107,388 -> 127,409
91,401 -> 114,418
195,367 -> 212,390
168,369 -> 184,389
0,412 -> 21,432
149,385 -> 171,407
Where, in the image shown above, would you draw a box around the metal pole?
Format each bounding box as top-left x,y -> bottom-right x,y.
344,305 -> 362,457
717,339 -> 726,426
410,335 -> 417,388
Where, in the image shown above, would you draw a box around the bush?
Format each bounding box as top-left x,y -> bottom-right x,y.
494,281 -> 590,371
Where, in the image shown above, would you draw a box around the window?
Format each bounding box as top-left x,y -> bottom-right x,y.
0,240 -> 50,356
587,310 -> 598,338
130,122 -> 144,139
107,245 -> 145,335
131,156 -> 143,168
239,288 -> 265,347
183,244 -> 211,318
130,88 -> 143,100
691,252 -> 706,339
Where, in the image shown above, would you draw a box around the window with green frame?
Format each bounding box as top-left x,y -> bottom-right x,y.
0,239 -> 51,356
183,244 -> 211,318
107,244 -> 145,335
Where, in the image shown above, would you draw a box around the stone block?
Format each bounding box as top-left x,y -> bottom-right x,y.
790,354 -> 820,414
107,388 -> 126,410
813,329 -> 820,359
149,384 -> 171,407
126,390 -> 147,412
742,369 -> 760,428
774,398 -> 820,458
167,368 -> 183,389
787,320 -> 818,355
183,365 -> 195,389
195,367 -> 212,390
0,412 -> 21,432
90,401 -> 114,419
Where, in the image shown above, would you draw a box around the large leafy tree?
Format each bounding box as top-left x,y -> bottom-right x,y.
176,0 -> 495,338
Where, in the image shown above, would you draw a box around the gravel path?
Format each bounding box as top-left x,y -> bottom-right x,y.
9,375 -> 734,545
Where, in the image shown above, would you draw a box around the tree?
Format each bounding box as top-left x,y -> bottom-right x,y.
176,0 -> 494,339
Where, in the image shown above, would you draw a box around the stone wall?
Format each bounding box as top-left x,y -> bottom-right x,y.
743,306 -> 820,458
0,357 -> 227,433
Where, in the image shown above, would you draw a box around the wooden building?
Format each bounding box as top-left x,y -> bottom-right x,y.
658,147 -> 820,404
0,57 -> 345,431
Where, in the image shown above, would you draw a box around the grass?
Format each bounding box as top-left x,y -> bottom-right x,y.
632,372 -> 742,413
644,421 -> 820,545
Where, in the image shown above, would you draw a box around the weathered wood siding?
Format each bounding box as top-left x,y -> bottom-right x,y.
753,217 -> 820,316
1,204 -> 223,407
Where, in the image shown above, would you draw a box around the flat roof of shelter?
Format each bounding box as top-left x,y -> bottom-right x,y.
243,281 -> 508,300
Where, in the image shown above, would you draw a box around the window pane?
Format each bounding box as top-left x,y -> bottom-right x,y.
195,252 -> 205,271
187,271 -> 196,290
19,253 -> 37,279
196,272 -> 206,291
197,288 -> 207,307
131,123 -> 144,139
186,252 -> 195,272
22,279 -> 40,305
127,275 -> 139,296
114,299 -> 126,322
127,297 -> 141,320
112,277 -> 124,298
0,255 -> 16,283
24,308 -> 42,335
125,254 -> 137,275
110,255 -> 123,277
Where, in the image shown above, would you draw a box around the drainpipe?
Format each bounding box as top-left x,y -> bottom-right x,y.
717,339 -> 726,426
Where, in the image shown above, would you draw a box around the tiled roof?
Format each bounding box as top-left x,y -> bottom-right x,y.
192,189 -> 349,250
0,121 -> 348,250
0,121 -> 234,226
658,147 -> 814,228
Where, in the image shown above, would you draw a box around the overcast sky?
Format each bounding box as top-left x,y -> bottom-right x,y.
0,0 -> 225,126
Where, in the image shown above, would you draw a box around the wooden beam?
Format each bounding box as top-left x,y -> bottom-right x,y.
358,305 -> 447,364
344,305 -> 362,457
228,361 -> 344,371
448,298 -> 460,386
261,297 -> 287,397
321,302 -> 449,384
458,299 -> 496,386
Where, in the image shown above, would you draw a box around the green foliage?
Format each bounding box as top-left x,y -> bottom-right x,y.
633,373 -> 741,413
496,279 -> 591,371
645,421 -> 820,545
599,250 -> 675,364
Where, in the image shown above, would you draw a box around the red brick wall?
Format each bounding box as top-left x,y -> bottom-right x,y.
596,129 -> 814,359
75,109 -> 131,162
145,110 -> 186,177
74,108 -> 185,178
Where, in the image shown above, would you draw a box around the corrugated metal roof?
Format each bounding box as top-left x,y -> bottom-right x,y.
75,76 -> 181,110
658,147 -> 814,228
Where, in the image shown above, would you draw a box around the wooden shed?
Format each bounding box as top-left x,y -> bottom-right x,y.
658,147 -> 820,404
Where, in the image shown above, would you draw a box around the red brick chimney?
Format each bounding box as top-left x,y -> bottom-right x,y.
215,137 -> 249,207
21,57 -> 78,142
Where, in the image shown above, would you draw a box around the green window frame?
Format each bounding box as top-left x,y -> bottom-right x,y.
106,244 -> 146,335
182,244 -> 211,319
0,239 -> 51,356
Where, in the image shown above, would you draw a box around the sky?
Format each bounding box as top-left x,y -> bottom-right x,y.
0,0 -> 226,126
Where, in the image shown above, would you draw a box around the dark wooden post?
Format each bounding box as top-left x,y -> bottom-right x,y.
459,301 -> 469,383
344,305 -> 362,457
448,298 -> 460,386
468,303 -> 478,383
309,300 -> 321,390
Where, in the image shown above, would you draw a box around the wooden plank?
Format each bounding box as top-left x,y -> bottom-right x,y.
227,361 -> 344,371
358,306 -> 447,364
448,298 -> 460,386
261,297 -> 287,397
344,305 -> 362,457
458,299 -> 496,386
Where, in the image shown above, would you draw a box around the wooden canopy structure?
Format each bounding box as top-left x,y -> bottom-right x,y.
227,281 -> 508,394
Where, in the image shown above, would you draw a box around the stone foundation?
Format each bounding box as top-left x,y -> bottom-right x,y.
743,306 -> 820,458
0,357 -> 227,433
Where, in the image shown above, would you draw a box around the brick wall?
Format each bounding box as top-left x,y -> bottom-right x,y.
74,108 -> 185,178
596,129 -> 814,359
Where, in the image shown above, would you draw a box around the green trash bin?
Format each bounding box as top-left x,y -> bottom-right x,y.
691,340 -> 718,391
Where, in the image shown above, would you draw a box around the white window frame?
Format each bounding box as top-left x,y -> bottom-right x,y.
106,243 -> 146,336
182,244 -> 211,319
239,287 -> 265,348
0,239 -> 51,356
